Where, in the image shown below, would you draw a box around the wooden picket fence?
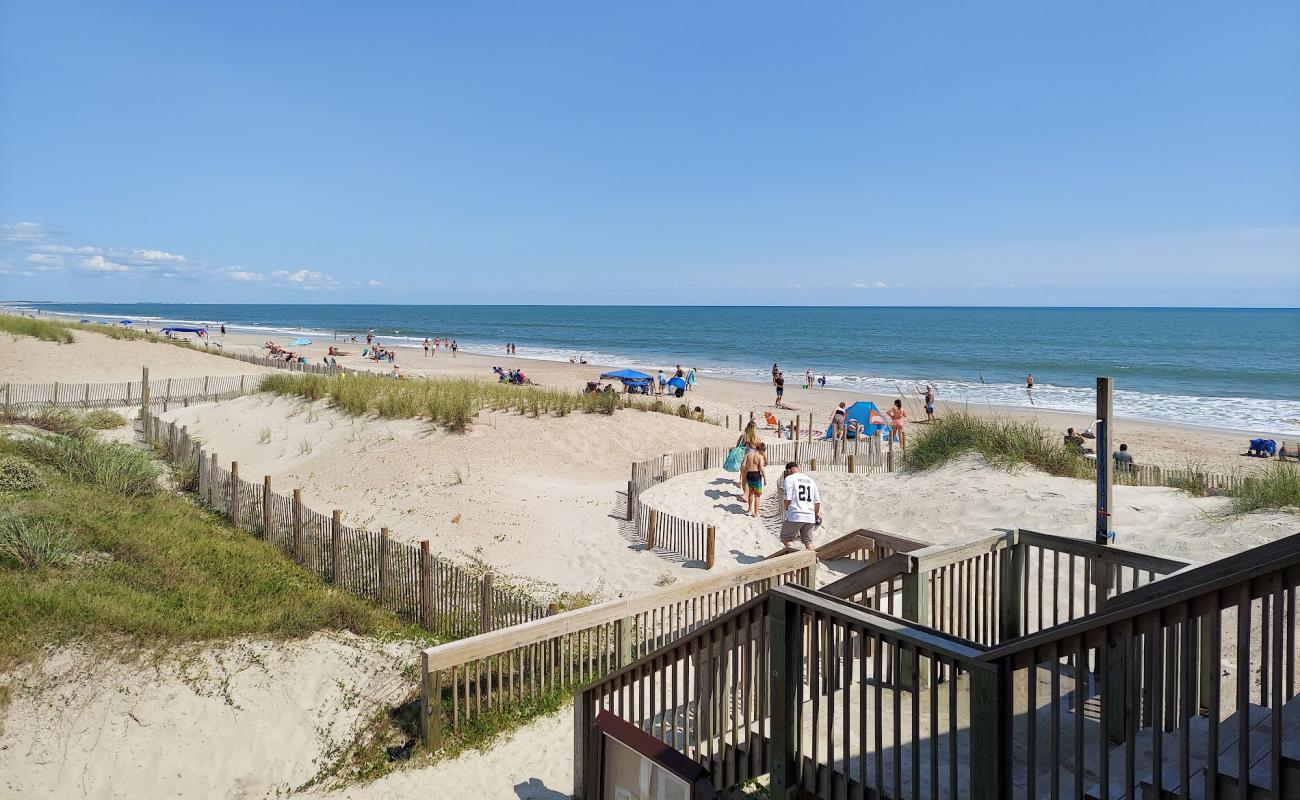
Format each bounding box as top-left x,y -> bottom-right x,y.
210,349 -> 342,375
1,373 -> 265,411
143,412 -> 548,639
1079,455 -> 1249,494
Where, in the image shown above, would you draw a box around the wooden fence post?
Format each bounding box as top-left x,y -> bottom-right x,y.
705,526 -> 716,570
141,367 -> 150,415
331,510 -> 342,584
262,476 -> 272,539
626,480 -> 634,521
768,595 -> 801,799
900,571 -> 930,690
239,375 -> 245,394
419,541 -> 431,629
999,542 -> 1026,641
646,509 -> 658,550
165,378 -> 172,404
3,383 -> 10,417
52,382 -> 58,405
887,432 -> 895,472
969,668 -> 1008,799
209,452 -> 218,506
480,572 -> 495,632
378,527 -> 390,604
83,383 -> 90,407
420,652 -> 442,751
810,457 -> 817,472
293,491 -> 302,559
203,375 -> 209,397
229,461 -> 239,522
614,617 -> 634,667
848,453 -> 856,474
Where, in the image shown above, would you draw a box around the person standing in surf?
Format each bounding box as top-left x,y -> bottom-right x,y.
924,385 -> 936,421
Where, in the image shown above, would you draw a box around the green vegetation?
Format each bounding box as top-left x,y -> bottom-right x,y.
902,411 -> 1089,478
1231,463 -> 1300,514
0,455 -> 45,493
0,433 -> 423,672
81,409 -> 127,430
0,314 -> 75,343
0,407 -> 112,438
259,371 -> 708,432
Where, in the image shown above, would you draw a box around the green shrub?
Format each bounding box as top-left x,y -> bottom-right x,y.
0,456 -> 44,492
0,513 -> 75,569
16,434 -> 159,497
1230,464 -> 1300,513
903,411 -> 1088,478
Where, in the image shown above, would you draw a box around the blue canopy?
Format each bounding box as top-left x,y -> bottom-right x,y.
667,377 -> 687,389
824,401 -> 887,439
600,369 -> 652,381
161,326 -> 207,335
119,320 -> 132,324
79,319 -> 90,323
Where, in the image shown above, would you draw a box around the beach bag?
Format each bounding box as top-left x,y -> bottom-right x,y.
723,446 -> 746,472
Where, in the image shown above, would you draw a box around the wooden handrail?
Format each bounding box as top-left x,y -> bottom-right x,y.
979,528 -> 1300,663
1015,528 -> 1195,574
820,552 -> 913,599
910,531 -> 1011,573
421,550 -> 817,670
846,527 -> 933,554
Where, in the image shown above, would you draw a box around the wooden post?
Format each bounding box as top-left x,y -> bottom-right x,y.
168,423 -> 176,458
807,412 -> 812,443
141,367 -> 149,415
1094,376 -> 1115,597
262,476 -> 272,539
848,453 -> 856,474
52,382 -> 58,404
480,572 -> 495,632
900,571 -> 930,689
420,652 -> 442,751
83,383 -> 90,407
793,416 -> 799,440
726,416 -> 730,430
165,378 -> 172,404
767,595 -> 801,800
203,375 -> 209,397
614,617 -> 634,667
419,541 -> 431,629
999,541 -> 1026,641
810,457 -> 817,472
705,526 -> 716,570
292,488 -> 304,560
969,668 -> 1008,799
646,509 -> 658,550
229,461 -> 239,522
626,480 -> 634,521
239,375 -> 245,394
887,431 -> 895,472
378,527 -> 390,603
209,452 -> 218,505
330,510 -> 342,584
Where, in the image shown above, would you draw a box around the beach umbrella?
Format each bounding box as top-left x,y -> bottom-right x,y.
119,320 -> 133,325
79,319 -> 90,323
667,377 -> 687,390
291,337 -> 312,346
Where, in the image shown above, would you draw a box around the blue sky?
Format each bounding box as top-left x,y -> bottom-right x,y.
1,2 -> 1297,306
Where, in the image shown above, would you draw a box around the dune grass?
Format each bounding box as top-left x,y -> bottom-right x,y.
0,314 -> 76,343
0,433 -> 423,672
903,411 -> 1089,478
259,371 -> 704,431
1231,463 -> 1300,513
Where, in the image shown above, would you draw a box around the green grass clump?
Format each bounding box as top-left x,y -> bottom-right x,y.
1230,463 -> 1300,514
0,314 -> 75,343
903,411 -> 1088,478
0,512 -> 76,569
259,372 -> 707,432
0,435 -> 421,671
14,433 -> 160,497
0,455 -> 45,492
81,409 -> 127,430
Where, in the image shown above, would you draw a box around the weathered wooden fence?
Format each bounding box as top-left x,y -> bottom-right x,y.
210,349 -> 342,375
143,412 -> 547,639
418,550 -> 819,751
1,373 -> 265,411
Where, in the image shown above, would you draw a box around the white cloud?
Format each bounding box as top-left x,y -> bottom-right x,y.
31,244 -> 101,255
270,269 -> 341,290
81,255 -> 132,273
128,249 -> 187,264
1,222 -> 48,244
26,253 -> 61,268
219,267 -> 267,283
366,279 -> 383,286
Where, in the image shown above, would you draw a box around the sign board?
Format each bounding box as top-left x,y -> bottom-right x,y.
593,710 -> 716,800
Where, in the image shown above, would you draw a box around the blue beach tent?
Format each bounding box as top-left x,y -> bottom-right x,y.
824,401 -> 888,439
599,369 -> 652,381
160,326 -> 207,335
667,377 -> 687,390
119,319 -> 133,325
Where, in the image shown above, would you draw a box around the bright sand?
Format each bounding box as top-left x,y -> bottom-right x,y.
2,319 -> 1297,799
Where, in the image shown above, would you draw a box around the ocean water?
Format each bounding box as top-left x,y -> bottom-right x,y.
11,303 -> 1300,435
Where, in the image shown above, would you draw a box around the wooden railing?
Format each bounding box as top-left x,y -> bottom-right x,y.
144,413 -> 548,639
1,373 -> 265,411
417,550 -> 818,750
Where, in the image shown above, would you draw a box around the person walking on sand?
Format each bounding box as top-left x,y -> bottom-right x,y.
741,442 -> 767,517
888,398 -> 908,449
686,367 -> 697,391
424,338 -> 431,357
735,420 -> 761,493
451,340 -> 458,357
805,368 -> 813,389
774,371 -> 786,408
924,385 -> 936,421
780,462 -> 821,552
771,363 -> 780,385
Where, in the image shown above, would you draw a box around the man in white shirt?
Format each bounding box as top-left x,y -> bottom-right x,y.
780,462 -> 821,552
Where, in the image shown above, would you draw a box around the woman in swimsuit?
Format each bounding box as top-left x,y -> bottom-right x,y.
888,399 -> 908,449
741,442 -> 767,517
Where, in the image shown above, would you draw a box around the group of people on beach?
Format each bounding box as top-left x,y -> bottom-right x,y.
263,341 -> 309,364
654,365 -> 696,397
421,337 -> 457,357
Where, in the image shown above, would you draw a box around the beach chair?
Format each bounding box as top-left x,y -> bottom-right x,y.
1279,441 -> 1299,462
762,411 -> 780,429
